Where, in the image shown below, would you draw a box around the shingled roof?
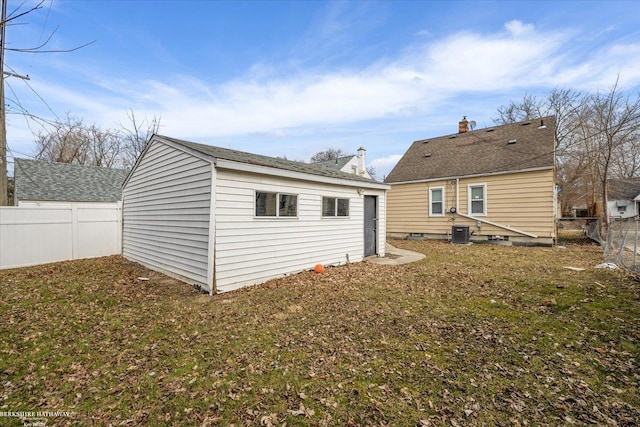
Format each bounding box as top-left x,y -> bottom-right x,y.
14,159 -> 128,203
157,135 -> 379,184
608,178 -> 640,200
316,155 -> 355,170
385,116 -> 556,184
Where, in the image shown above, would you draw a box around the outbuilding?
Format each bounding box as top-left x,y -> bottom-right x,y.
122,135 -> 389,293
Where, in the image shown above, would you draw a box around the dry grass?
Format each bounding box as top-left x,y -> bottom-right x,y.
1,241 -> 638,426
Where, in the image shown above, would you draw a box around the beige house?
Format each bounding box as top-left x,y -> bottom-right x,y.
385,116 -> 557,246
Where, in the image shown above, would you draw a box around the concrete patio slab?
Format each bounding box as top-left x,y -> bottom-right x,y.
366,243 -> 425,265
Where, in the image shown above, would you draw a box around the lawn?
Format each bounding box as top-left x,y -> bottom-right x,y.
1,241 -> 638,426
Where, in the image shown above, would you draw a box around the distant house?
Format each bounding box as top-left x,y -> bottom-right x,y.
13,158 -> 128,207
384,116 -> 557,246
122,135 -> 389,294
607,178 -> 640,220
316,147 -> 373,179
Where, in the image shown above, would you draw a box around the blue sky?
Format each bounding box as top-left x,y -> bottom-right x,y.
4,0 -> 640,179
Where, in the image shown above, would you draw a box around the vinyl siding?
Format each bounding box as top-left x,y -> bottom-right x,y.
387,169 -> 555,240
214,169 -> 385,292
122,141 -> 212,289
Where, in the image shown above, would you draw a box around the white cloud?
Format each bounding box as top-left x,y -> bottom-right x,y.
504,20 -> 535,36
8,18 -> 640,167
71,20 -> 573,139
371,154 -> 403,169
370,154 -> 404,179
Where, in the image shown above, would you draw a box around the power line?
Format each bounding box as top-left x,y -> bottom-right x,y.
5,79 -> 36,136
29,0 -> 52,70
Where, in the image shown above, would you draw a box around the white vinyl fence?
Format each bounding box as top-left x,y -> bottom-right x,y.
0,203 -> 122,270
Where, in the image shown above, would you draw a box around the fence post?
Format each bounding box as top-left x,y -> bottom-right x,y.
71,205 -> 79,260
634,218 -> 638,270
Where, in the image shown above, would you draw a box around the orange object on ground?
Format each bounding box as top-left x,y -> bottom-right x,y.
314,264 -> 325,273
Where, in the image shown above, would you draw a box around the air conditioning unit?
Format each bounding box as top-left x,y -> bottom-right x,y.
452,225 -> 470,244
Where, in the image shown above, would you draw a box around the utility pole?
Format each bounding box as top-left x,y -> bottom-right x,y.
0,0 -> 7,206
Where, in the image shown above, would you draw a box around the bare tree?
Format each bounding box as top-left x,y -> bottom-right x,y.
583,80 -> 640,227
310,148 -> 347,163
33,111 -> 162,169
495,88 -> 586,217
495,93 -> 545,124
87,124 -> 121,168
35,114 -> 90,164
366,165 -> 377,181
119,109 -> 161,169
494,83 -> 640,226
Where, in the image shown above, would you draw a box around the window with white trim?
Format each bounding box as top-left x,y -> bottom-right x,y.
429,187 -> 444,216
322,197 -> 349,217
468,184 -> 486,215
255,191 -> 298,217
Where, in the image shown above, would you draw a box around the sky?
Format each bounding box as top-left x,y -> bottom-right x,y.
4,0 -> 640,179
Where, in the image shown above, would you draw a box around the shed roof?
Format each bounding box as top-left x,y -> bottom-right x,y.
14,158 -> 128,203
156,135 -> 379,184
608,178 -> 640,200
385,116 -> 556,183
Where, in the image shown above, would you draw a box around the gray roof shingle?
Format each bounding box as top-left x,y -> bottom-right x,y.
608,178 -> 640,200
316,156 -> 355,170
157,135 -> 379,184
384,116 -> 556,183
14,159 -> 128,203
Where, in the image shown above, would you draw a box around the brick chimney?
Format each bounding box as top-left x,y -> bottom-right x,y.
458,116 -> 468,133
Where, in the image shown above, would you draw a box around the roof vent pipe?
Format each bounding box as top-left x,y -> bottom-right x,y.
538,119 -> 546,129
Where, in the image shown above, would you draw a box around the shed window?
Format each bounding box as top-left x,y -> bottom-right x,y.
429,187 -> 444,216
322,197 -> 349,217
468,184 -> 486,216
256,192 -> 298,217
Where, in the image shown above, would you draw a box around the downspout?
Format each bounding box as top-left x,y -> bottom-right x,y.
456,177 -> 537,238
457,212 -> 538,238
456,178 -> 460,212
206,162 -> 218,295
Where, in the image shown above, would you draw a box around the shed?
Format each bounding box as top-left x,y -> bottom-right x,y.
122,135 -> 389,293
14,158 -> 128,206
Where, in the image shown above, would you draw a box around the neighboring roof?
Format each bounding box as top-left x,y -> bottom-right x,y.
316,155 -> 356,170
155,135 -> 379,184
608,178 -> 640,200
385,116 -> 556,183
14,158 -> 128,203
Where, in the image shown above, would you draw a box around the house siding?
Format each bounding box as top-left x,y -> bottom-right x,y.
214,169 -> 385,292
122,141 -> 213,289
387,169 -> 555,242
608,200 -> 640,220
